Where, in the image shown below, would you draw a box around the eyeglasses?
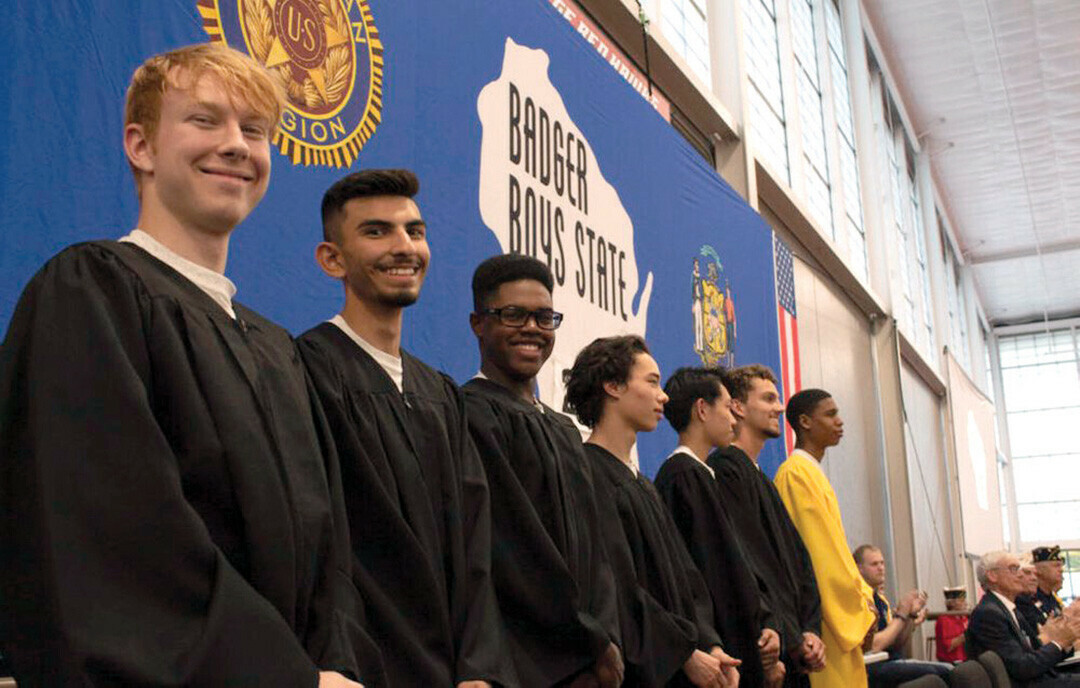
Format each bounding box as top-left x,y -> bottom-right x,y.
480,306 -> 563,330
992,564 -> 1022,574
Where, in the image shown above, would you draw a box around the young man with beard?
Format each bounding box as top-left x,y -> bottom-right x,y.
463,253 -> 623,687
298,170 -> 510,688
654,367 -> 785,688
0,45 -> 378,686
774,390 -> 876,688
566,336 -> 741,688
706,365 -> 825,688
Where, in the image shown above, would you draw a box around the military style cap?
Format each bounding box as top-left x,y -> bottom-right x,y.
1032,545 -> 1064,563
943,586 -> 967,600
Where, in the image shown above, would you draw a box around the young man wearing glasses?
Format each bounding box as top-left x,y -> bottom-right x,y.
464,253 -> 623,687
298,170 -> 511,688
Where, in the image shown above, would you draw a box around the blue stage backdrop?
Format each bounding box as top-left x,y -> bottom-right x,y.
1,0 -> 791,476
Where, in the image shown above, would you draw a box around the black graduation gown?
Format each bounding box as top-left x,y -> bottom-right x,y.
0,242 -> 382,686
584,443 -> 723,688
707,446 -> 821,682
298,323 -> 512,687
655,452 -> 771,688
463,378 -> 619,686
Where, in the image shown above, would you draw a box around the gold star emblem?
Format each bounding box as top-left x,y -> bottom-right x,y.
263,0 -> 351,103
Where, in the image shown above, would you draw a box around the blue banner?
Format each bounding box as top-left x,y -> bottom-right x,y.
0,0 -> 787,475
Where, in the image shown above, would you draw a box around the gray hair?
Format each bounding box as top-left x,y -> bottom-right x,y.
977,550 -> 1013,588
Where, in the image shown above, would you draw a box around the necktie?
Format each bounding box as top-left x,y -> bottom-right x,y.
1014,610 -> 1036,650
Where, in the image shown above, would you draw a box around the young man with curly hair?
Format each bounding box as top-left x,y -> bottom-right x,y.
566,336 -> 740,687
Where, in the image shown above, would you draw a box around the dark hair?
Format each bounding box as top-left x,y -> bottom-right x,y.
785,388 -> 832,435
853,544 -> 881,566
565,335 -> 650,428
663,366 -> 726,433
724,364 -> 778,403
321,169 -> 420,241
471,253 -> 554,312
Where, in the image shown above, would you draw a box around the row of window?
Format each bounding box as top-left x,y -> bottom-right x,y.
1058,549 -> 1079,605
644,0 -> 1075,551
998,328 -> 1080,545
647,0 -> 973,370
646,0 -> 1077,553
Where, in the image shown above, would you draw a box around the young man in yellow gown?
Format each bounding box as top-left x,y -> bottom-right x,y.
774,389 -> 876,688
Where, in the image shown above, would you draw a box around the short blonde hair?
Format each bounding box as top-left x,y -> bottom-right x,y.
125,43 -> 284,145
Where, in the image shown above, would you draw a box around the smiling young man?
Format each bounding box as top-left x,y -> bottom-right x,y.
297,170 -> 510,688
773,390 -> 876,688
462,253 -> 622,687
566,337 -> 741,688
0,44 -> 379,686
707,365 -> 825,688
655,367 -> 785,688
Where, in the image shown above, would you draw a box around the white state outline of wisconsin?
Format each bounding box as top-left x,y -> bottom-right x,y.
476,37 -> 653,408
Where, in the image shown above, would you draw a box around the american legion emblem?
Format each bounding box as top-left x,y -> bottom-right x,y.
692,245 -> 737,368
198,0 -> 383,168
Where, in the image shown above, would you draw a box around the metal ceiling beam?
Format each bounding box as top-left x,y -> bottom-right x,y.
966,236 -> 1080,265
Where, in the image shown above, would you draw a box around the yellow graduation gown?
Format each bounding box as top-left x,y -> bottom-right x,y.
774,450 -> 876,688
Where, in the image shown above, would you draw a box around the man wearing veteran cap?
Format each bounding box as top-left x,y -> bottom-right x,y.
934,587 -> 969,663
1035,547 -> 1068,618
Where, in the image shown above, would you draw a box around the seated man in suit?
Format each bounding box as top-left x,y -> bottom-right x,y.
967,550 -> 1080,686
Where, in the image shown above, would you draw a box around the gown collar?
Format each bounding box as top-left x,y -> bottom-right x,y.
670,445 -> 715,478
121,229 -> 237,318
329,314 -> 404,393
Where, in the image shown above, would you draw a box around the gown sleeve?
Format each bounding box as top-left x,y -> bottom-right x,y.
672,524 -> 724,652
444,380 -> 515,686
0,247 -> 321,685
657,465 -> 767,681
652,472 -> 725,651
784,504 -> 824,637
464,396 -> 613,669
596,477 -> 697,686
302,371 -> 388,685
575,452 -> 622,652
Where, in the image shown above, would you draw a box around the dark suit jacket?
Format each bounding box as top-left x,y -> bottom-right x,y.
967,591 -> 1067,684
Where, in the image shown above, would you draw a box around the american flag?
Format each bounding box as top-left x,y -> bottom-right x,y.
774,236 -> 801,455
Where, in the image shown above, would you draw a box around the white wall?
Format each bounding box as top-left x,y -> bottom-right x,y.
899,364 -> 957,609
